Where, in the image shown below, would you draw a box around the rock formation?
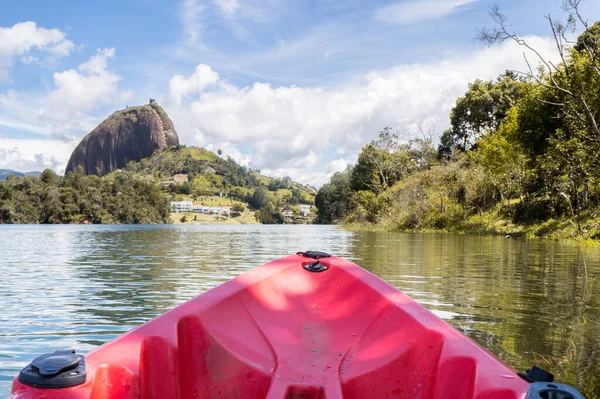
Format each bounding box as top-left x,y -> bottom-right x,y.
65,101 -> 179,176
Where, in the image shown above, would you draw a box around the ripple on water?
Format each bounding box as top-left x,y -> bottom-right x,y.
1,225 -> 599,398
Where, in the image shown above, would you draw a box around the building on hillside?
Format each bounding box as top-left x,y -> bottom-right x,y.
299,205 -> 311,217
282,210 -> 294,219
209,207 -> 222,215
191,205 -> 209,213
171,201 -> 192,213
220,206 -> 232,216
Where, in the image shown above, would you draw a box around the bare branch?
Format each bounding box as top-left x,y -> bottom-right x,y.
479,3 -> 600,140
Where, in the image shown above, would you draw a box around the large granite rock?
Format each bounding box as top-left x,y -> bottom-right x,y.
65,102 -> 179,176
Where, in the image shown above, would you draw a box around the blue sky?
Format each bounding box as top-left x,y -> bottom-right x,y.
1,0 -> 600,185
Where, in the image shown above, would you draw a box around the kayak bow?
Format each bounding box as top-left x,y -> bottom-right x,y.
11,253 -> 585,398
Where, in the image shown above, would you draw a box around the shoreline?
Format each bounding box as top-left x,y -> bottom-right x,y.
342,210 -> 600,245
169,210 -> 260,225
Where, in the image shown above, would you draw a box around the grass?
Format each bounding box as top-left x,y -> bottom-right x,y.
169,209 -> 258,225
194,195 -> 242,206
257,175 -> 272,186
185,147 -> 220,162
344,203 -> 600,244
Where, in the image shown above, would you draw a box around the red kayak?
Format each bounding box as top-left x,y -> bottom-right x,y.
11,253 -> 584,398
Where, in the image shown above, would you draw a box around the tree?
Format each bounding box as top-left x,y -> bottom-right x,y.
255,202 -> 283,224
350,128 -> 414,194
217,149 -> 222,156
479,1 -> 600,142
315,169 -> 353,224
438,73 -> 523,155
249,187 -> 270,209
40,169 -> 58,185
473,108 -> 530,207
574,20 -> 600,52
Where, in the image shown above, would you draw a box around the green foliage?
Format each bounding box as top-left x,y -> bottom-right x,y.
316,14 -> 600,240
438,73 -> 523,155
472,108 -> 531,203
232,203 -> 245,212
574,20 -> 600,52
122,146 -> 315,215
350,128 -> 416,194
0,170 -> 169,224
255,202 -> 283,224
248,187 -> 270,209
315,169 -> 353,224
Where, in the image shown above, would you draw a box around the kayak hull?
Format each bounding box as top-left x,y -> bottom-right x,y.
11,254 -> 529,398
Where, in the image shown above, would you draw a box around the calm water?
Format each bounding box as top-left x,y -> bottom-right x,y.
1,225 -> 599,398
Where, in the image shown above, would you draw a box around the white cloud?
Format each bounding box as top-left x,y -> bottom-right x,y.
169,64 -> 219,106
120,90 -> 135,102
374,0 -> 478,24
0,139 -> 76,173
0,48 -> 129,174
326,158 -> 350,174
180,0 -> 204,44
44,48 -> 121,120
0,21 -> 74,80
21,55 -> 38,64
214,0 -> 240,17
165,35 -> 556,186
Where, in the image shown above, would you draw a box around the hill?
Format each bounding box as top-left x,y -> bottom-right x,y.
0,169 -> 41,180
65,101 -> 179,176
121,145 -> 317,223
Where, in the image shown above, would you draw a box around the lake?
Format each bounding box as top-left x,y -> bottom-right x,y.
1,225 -> 599,398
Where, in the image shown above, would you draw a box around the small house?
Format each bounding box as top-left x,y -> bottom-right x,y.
299,205 -> 311,217
282,210 -> 294,219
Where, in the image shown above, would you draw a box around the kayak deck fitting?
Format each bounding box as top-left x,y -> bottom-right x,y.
11,253 -> 584,398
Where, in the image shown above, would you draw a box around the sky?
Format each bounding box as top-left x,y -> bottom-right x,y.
1,0 -> 600,186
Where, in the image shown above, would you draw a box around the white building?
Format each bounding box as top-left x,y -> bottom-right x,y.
170,201 -> 192,213
299,205 -> 311,216
192,206 -> 212,214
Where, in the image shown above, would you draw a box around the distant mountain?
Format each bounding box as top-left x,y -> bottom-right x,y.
0,169 -> 41,180
65,101 -> 179,176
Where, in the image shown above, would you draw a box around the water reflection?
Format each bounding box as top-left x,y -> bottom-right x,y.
0,226 -> 598,398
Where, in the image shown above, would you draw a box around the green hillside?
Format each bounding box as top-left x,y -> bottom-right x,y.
121,145 -> 316,223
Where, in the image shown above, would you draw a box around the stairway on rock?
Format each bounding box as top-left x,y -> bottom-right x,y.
149,107 -> 168,148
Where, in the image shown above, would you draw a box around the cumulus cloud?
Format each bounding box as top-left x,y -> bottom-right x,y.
374,0 -> 478,24
169,64 -> 219,106
165,35 -> 556,186
0,48 -> 128,174
43,48 -> 122,121
0,21 -> 74,80
0,139 -> 76,173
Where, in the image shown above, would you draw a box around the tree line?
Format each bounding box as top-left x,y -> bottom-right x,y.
316,2 -> 600,239
0,169 -> 170,224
